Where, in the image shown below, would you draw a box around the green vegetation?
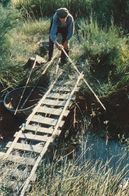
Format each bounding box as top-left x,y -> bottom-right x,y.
78,19 -> 129,96
0,0 -> 129,194
29,147 -> 128,196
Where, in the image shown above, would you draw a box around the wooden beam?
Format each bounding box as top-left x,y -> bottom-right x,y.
46,92 -> 71,100
25,124 -> 55,134
0,152 -> 35,166
14,132 -> 50,142
38,105 -> 69,116
32,115 -> 64,127
6,142 -> 44,153
42,99 -> 66,106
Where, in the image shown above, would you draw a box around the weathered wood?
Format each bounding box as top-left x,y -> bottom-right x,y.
46,92 -> 70,100
26,73 -> 62,126
20,73 -> 83,196
6,142 -> 44,153
42,99 -> 66,106
52,86 -> 71,92
14,132 -> 50,142
38,105 -> 69,116
0,153 -> 35,166
1,64 -> 82,196
32,115 -> 64,127
0,151 -> 5,158
25,124 -> 55,134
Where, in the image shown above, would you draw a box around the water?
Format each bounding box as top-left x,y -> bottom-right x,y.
0,101 -> 128,178
77,133 -> 129,178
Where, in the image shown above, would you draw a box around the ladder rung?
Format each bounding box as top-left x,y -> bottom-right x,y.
47,92 -> 70,100
25,124 -> 54,134
25,125 -> 62,136
32,115 -> 64,127
38,106 -> 69,116
0,153 -> 35,166
14,132 -> 50,142
6,142 -> 45,153
52,86 -> 79,92
52,86 -> 71,92
42,99 -> 66,106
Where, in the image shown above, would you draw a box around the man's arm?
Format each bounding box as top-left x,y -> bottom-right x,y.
49,14 -> 58,43
67,15 -> 75,40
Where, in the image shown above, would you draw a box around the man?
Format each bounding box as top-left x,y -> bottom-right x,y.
48,8 -> 74,64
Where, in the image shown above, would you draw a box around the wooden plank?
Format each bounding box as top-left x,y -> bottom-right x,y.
19,75 -> 82,196
26,72 -> 61,126
42,99 -> 66,106
0,153 -> 35,166
6,142 -> 44,153
10,155 -> 36,166
14,132 -> 49,142
52,86 -> 71,92
52,86 -> 79,92
32,115 -> 64,127
38,105 -> 69,116
25,125 -> 61,135
25,124 -> 54,134
0,152 -> 5,158
32,115 -> 57,125
47,92 -> 70,100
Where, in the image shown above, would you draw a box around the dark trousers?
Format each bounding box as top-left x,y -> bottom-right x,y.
48,26 -> 69,63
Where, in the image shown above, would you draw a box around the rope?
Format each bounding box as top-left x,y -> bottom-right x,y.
56,41 -> 106,111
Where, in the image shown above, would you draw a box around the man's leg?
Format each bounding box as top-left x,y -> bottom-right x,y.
48,37 -> 54,61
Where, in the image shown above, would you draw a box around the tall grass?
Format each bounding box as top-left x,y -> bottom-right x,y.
77,18 -> 129,96
0,4 -> 23,88
0,136 -> 128,196
28,143 -> 129,196
12,0 -> 92,18
0,3 -> 50,89
12,0 -> 129,31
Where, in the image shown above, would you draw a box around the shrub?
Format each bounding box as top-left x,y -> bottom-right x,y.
77,19 -> 129,96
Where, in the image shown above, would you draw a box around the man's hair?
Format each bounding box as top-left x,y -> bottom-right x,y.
56,8 -> 69,18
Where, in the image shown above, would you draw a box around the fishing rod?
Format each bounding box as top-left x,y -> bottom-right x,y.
14,56 -> 37,115
20,51 -> 59,110
56,41 -> 106,111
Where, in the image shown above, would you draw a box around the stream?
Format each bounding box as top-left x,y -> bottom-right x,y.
78,133 -> 129,178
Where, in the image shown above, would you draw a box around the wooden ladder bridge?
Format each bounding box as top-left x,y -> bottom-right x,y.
0,70 -> 83,196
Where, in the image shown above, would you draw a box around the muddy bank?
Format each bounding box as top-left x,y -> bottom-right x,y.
75,86 -> 129,139
0,102 -> 25,141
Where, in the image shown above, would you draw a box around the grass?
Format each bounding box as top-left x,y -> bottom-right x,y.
0,2 -> 129,196
12,0 -> 92,18
28,142 -> 129,196
75,18 -> 129,98
0,16 -> 50,88
0,135 -> 128,196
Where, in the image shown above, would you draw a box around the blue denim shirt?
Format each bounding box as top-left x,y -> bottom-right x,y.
49,12 -> 74,43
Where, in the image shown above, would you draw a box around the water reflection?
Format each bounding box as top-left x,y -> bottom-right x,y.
78,133 -> 129,177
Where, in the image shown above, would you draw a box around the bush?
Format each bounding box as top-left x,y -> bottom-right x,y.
0,4 -> 23,88
75,18 -> 129,98
12,0 -> 92,19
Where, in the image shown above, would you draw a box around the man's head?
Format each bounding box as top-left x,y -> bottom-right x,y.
56,8 -> 69,23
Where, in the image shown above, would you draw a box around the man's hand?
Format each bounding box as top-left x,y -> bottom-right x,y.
55,42 -> 64,50
63,41 -> 68,49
